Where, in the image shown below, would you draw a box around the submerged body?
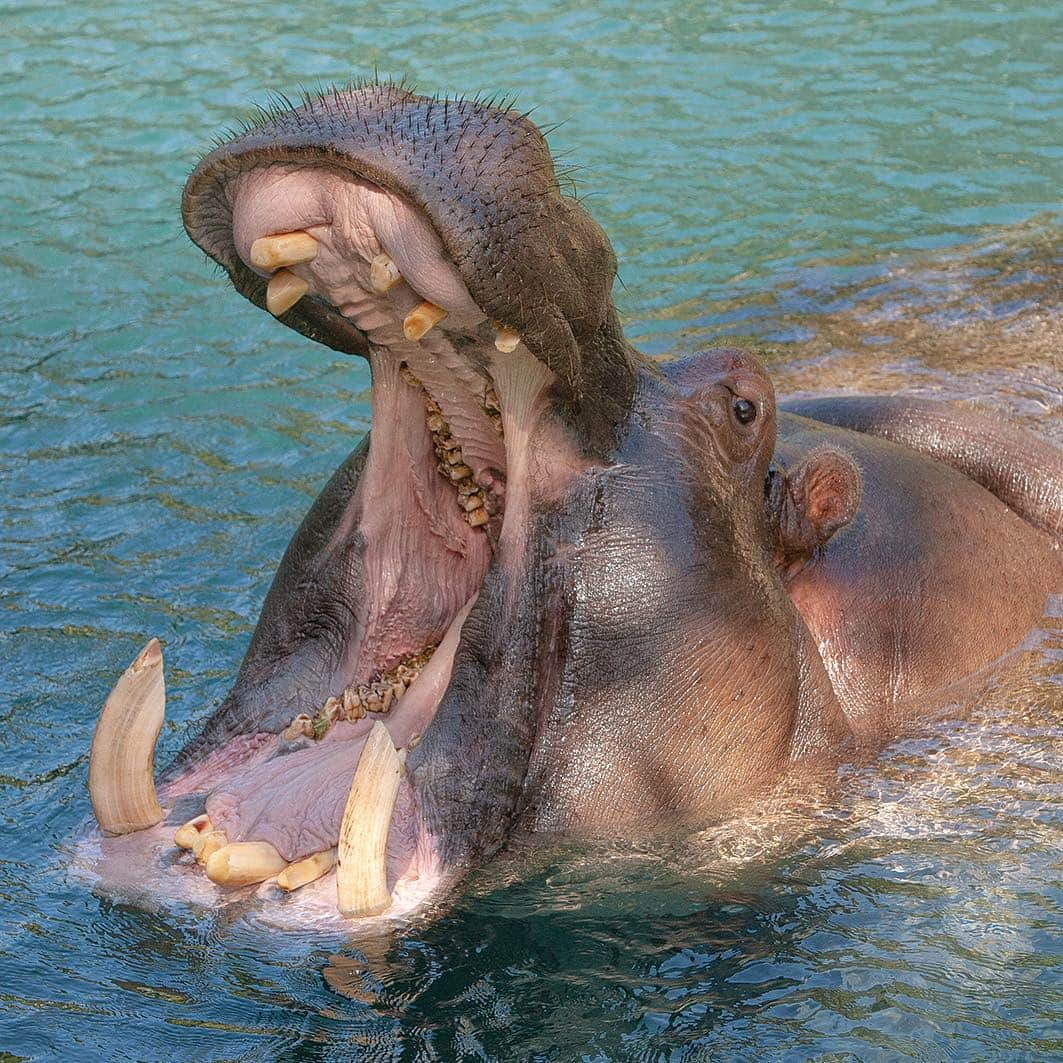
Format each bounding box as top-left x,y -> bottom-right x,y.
85,85 -> 1062,921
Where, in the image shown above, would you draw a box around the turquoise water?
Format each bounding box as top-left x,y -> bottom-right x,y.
2,1 -> 1062,1058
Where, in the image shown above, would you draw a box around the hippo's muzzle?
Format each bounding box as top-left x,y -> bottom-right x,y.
85,84 -> 641,922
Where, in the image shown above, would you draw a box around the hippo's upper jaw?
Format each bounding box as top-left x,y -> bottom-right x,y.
84,86 -> 649,923
181,83 -> 634,404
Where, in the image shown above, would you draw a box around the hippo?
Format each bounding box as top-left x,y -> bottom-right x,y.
85,85 -> 1062,922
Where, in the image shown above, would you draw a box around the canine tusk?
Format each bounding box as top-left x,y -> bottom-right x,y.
266,269 -> 309,316
174,813 -> 211,850
204,841 -> 287,887
403,300 -> 447,342
336,721 -> 404,918
88,638 -> 166,836
249,231 -> 318,271
369,253 -> 402,294
277,848 -> 337,892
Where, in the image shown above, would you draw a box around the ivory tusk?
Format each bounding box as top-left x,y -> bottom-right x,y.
336,721 -> 404,918
88,639 -> 166,836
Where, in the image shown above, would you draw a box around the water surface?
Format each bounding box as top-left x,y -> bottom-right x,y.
1,1 -> 1061,1058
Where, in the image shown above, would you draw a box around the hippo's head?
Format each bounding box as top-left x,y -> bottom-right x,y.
84,86 -> 856,924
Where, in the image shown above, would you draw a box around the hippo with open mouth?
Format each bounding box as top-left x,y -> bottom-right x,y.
84,85 -> 1062,923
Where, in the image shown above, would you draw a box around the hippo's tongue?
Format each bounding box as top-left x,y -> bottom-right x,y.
190,595 -> 475,906
205,724 -> 421,883
206,724 -> 376,861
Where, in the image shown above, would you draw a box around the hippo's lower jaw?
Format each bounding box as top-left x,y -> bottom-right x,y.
87,159 -> 580,920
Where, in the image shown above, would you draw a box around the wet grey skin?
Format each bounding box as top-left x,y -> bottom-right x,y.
162,83 -> 1062,912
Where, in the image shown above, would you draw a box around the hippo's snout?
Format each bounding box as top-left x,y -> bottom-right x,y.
85,85 -> 645,923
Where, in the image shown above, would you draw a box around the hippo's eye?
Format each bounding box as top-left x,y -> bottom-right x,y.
733,398 -> 757,425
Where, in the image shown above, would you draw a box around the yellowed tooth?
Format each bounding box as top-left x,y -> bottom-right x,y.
266,269 -> 309,317
336,721 -> 404,918
369,253 -> 402,294
494,326 -> 521,353
466,508 -> 489,527
174,813 -> 210,850
88,638 -> 166,836
249,231 -> 318,271
194,829 -> 228,866
403,300 -> 447,342
204,840 -> 287,887
277,848 -> 337,892
282,714 -> 314,742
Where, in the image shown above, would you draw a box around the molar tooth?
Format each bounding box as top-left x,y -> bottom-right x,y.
266,269 -> 309,317
88,638 -> 166,837
336,722 -> 404,918
391,681 -> 406,702
174,813 -> 211,850
282,714 -> 314,742
448,463 -> 473,482
403,300 -> 447,342
494,326 -> 521,353
462,494 -> 485,512
342,688 -> 365,720
426,413 -> 446,433
205,841 -> 287,887
249,231 -> 318,271
369,254 -> 402,294
466,508 -> 489,527
277,848 -> 337,892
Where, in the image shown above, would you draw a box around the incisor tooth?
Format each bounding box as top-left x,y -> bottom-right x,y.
266,269 -> 309,317
336,721 -> 404,918
174,813 -> 210,850
249,231 -> 318,271
205,841 -> 287,887
369,253 -> 402,294
194,829 -> 228,866
277,848 -> 337,892
494,327 -> 521,353
403,300 -> 447,342
88,638 -> 166,836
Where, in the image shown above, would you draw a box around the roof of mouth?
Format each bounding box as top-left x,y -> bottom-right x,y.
182,82 -> 620,390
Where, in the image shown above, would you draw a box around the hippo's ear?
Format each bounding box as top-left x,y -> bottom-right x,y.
769,447 -> 861,576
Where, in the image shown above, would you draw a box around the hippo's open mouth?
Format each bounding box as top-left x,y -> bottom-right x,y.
86,84 -> 631,919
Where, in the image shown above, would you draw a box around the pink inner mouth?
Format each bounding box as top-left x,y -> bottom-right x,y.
196,597 -> 474,867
